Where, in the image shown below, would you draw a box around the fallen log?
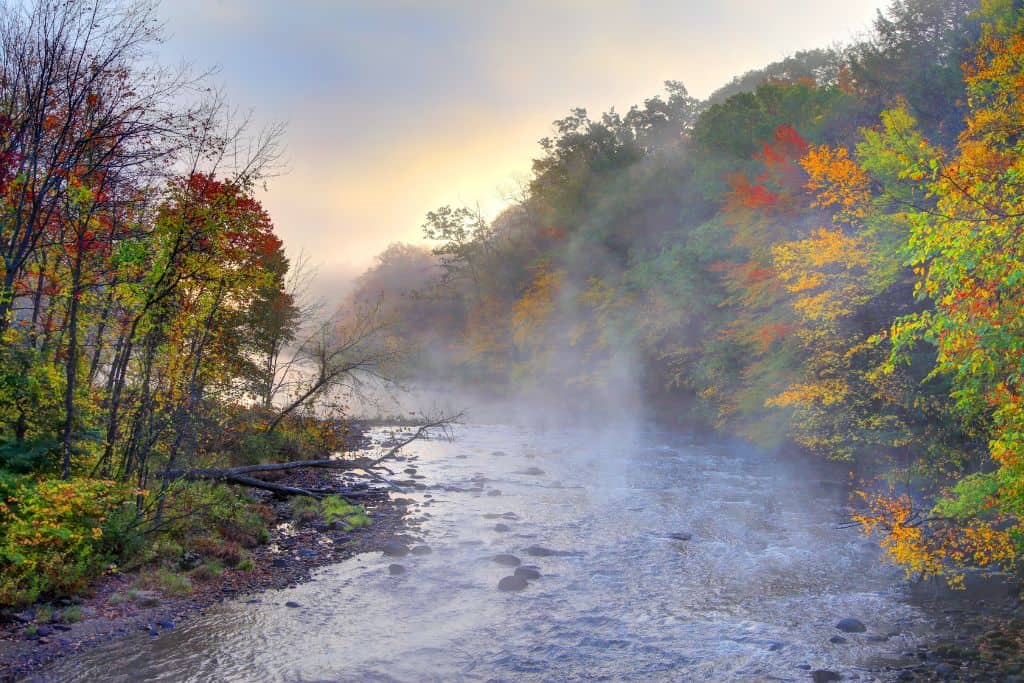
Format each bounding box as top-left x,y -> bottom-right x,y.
165,413 -> 459,499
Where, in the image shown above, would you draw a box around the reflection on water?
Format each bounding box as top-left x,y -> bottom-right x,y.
41,424 -> 934,682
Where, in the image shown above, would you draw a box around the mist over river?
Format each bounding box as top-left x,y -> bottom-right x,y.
42,423 -> 940,682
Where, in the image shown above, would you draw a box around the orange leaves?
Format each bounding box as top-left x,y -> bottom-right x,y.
801,145 -> 871,217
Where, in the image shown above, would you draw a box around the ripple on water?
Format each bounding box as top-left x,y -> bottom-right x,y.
42,423 -> 935,682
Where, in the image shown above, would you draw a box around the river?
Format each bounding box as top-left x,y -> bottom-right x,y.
41,422 -> 938,681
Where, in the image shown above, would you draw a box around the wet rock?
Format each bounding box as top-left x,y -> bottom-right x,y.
498,575 -> 528,591
271,558 -> 289,568
148,627 -> 159,637
53,624 -> 71,632
494,523 -> 511,532
382,541 -> 410,557
515,467 -> 545,476
410,545 -> 432,556
388,564 -> 406,576
392,498 -> 415,507
158,620 -> 174,629
297,548 -> 317,559
514,566 -> 541,580
404,468 -> 417,474
811,671 -> 841,683
836,617 -> 867,633
179,551 -> 203,571
491,451 -> 507,456
285,601 -> 301,608
132,590 -> 160,607
487,489 -> 502,497
866,634 -> 889,642
13,610 -> 33,623
668,532 -> 692,541
829,635 -> 848,644
525,545 -> 563,557
35,626 -> 52,637
935,663 -> 956,677
492,554 -> 522,567
502,512 -> 519,520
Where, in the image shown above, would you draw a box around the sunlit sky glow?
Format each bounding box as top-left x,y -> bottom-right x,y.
159,0 -> 889,293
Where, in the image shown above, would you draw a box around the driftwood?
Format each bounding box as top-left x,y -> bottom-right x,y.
166,415 -> 458,499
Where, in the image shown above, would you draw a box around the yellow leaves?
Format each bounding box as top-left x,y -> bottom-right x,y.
801,145 -> 871,217
771,228 -> 873,324
767,378 -> 850,408
511,268 -> 564,351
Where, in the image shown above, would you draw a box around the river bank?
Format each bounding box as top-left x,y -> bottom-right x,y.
0,428 -> 433,682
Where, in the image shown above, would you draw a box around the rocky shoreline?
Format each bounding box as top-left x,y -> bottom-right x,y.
0,429 -> 429,682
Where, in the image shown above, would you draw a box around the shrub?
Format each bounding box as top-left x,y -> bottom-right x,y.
0,476 -> 136,607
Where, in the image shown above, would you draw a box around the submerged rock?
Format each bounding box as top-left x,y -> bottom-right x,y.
498,575 -> 528,591
514,566 -> 541,580
836,617 -> 867,633
492,554 -> 522,567
284,601 -> 301,608
382,541 -> 410,557
388,564 -> 406,576
668,532 -> 692,541
811,671 -> 841,683
515,467 -> 545,476
410,545 -> 432,556
829,635 -> 847,644
494,523 -> 511,532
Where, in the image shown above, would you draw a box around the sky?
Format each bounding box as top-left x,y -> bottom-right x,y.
157,0 -> 890,297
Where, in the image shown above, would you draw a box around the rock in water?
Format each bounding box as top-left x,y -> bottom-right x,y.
514,566 -> 541,580
492,554 -> 521,567
836,618 -> 867,633
410,545 -> 432,556
493,523 -> 511,532
382,541 -> 410,557
811,671 -> 841,683
388,564 -> 406,576
668,532 -> 692,541
285,601 -> 301,608
525,545 -> 559,557
828,636 -> 847,644
498,575 -> 528,591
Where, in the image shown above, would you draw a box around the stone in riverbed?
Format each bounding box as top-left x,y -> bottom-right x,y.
498,575 -> 528,591
297,548 -> 317,559
132,590 -> 160,607
487,489 -> 502,497
514,566 -> 541,580
668,532 -> 692,541
158,620 -> 174,629
836,617 -> 867,633
829,635 -> 847,644
388,564 -> 406,576
524,545 -> 562,557
492,554 -> 521,567
515,467 -> 545,476
494,523 -> 511,532
811,671 -> 841,683
410,545 -> 432,556
382,541 -> 410,557
285,601 -> 301,608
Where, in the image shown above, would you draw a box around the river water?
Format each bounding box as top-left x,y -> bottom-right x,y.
42,423 -> 938,682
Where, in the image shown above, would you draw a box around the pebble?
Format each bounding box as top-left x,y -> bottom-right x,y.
382,541 -> 410,557
514,566 -> 541,580
498,575 -> 528,591
493,554 -> 522,567
836,617 -> 867,633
